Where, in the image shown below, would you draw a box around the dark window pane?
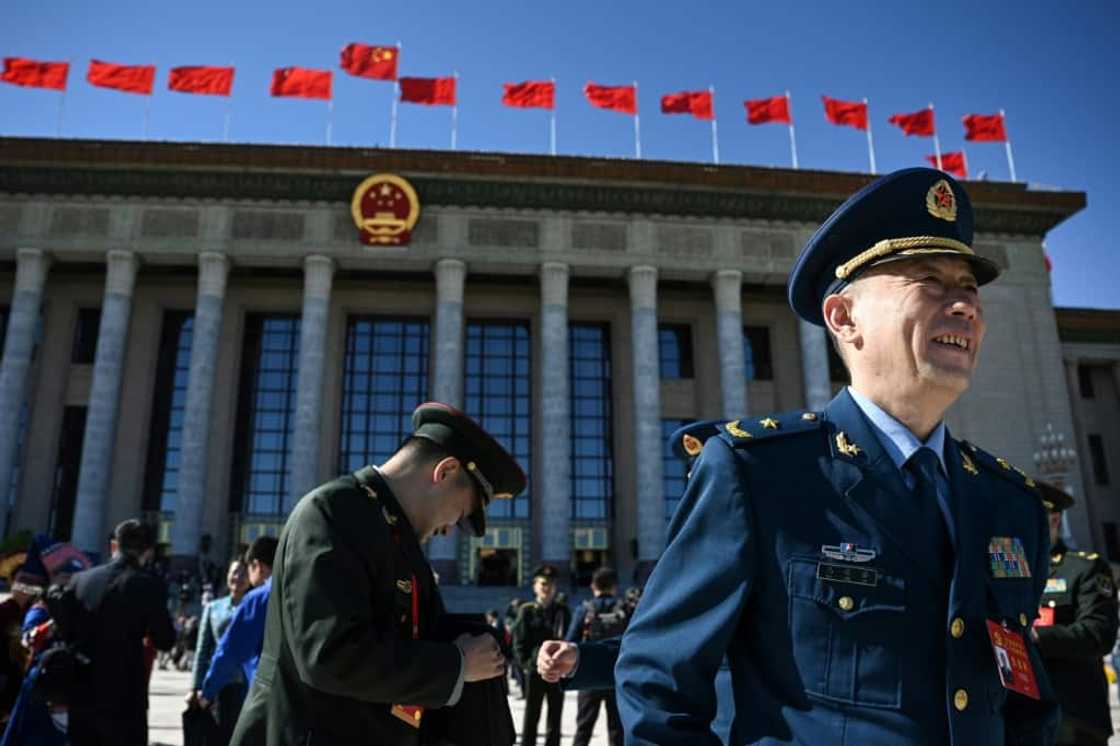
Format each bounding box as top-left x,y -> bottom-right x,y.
570,323 -> 614,520
142,312 -> 194,514
1089,434 -> 1111,486
658,324 -> 694,379
662,418 -> 693,524
71,308 -> 101,364
1078,364 -> 1095,399
743,326 -> 773,381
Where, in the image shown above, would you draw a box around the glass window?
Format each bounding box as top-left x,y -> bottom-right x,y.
1089,434 -> 1111,486
662,418 -> 693,525
658,324 -> 694,379
338,317 -> 430,473
743,326 -> 774,381
142,312 -> 193,513
1078,364 -> 1095,399
71,308 -> 101,364
466,321 -> 531,520
231,315 -> 300,517
570,324 -> 614,520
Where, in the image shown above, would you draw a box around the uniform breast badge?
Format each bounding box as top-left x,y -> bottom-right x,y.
817,543 -> 880,587
988,536 -> 1031,578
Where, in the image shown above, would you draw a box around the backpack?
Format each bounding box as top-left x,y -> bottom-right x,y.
581,597 -> 628,641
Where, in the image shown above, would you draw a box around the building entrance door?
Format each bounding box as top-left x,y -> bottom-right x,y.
50,406 -> 87,541
476,548 -> 519,586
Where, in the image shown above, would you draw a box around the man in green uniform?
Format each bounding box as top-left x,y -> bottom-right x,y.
231,402 -> 525,746
1032,481 -> 1119,746
513,564 -> 572,746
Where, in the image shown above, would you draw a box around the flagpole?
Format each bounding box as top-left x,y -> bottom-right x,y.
962,147 -> 970,179
143,96 -> 152,141
786,90 -> 799,169
450,70 -> 459,150
1000,108 -> 1017,182
224,97 -> 232,143
56,87 -> 67,138
863,98 -> 876,174
633,81 -> 641,159
389,41 -> 401,148
930,102 -> 942,170
549,76 -> 557,156
326,99 -> 334,146
709,85 -> 719,164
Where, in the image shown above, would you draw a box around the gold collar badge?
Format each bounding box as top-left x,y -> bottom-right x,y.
725,420 -> 751,439
835,431 -> 861,457
961,453 -> 979,476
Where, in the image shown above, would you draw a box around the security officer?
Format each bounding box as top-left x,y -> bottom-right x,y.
1032,481 -> 1118,745
231,402 -> 523,746
513,564 -> 572,746
616,168 -> 1059,745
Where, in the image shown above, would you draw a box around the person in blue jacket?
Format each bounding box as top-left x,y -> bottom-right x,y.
199,537 -> 277,709
615,168 -> 1059,746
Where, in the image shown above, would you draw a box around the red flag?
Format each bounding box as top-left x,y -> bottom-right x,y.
399,76 -> 456,106
745,95 -> 790,125
888,108 -> 934,136
822,95 -> 868,130
502,81 -> 555,109
1,57 -> 69,91
962,113 -> 1007,142
926,151 -> 968,179
87,59 -> 155,95
270,67 -> 332,100
660,90 -> 713,120
584,83 -> 636,114
168,66 -> 234,96
340,43 -> 398,81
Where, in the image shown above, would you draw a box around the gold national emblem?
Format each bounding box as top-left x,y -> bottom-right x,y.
351,173 -> 421,246
925,179 -> 958,222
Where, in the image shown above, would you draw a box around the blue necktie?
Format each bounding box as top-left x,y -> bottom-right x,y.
907,447 -> 953,577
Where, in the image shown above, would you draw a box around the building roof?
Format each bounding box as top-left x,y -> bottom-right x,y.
0,137 -> 1086,236
1055,307 -> 1120,345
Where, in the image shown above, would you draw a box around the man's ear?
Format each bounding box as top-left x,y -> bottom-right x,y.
822,292 -> 860,350
432,456 -> 462,485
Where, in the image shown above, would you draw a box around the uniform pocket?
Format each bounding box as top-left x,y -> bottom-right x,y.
786,556 -> 907,708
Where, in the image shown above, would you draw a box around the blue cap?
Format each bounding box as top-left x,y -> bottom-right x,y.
788,168 -> 1000,326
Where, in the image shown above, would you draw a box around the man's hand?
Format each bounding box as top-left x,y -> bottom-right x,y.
184,690 -> 199,707
197,694 -> 211,710
455,633 -> 505,682
537,640 -> 579,683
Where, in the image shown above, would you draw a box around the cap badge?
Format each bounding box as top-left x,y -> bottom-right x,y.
681,433 -> 704,457
926,179 -> 958,222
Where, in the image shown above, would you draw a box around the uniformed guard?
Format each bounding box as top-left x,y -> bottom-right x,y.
512,563 -> 572,746
616,167 -> 1060,745
1032,481 -> 1118,746
230,402 -> 524,746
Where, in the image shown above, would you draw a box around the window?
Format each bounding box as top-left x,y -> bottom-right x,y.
338,317 -> 430,473
50,406 -> 86,541
570,324 -> 614,520
662,418 -> 693,525
1104,522 -> 1120,563
142,312 -> 193,513
465,321 -> 531,520
230,315 -> 300,516
1089,434 -> 1111,486
71,308 -> 101,364
1078,364 -> 1095,399
658,324 -> 694,379
827,340 -> 848,383
743,326 -> 773,381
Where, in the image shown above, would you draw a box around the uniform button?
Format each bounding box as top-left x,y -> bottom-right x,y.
1019,612 -> 1029,626
1048,600 -> 1056,608
954,689 -> 968,711
838,596 -> 854,611
950,618 -> 965,638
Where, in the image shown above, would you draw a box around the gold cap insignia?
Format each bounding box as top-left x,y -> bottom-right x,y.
682,433 -> 704,457
835,431 -> 861,457
926,179 -> 957,222
725,420 -> 752,439
759,417 -> 780,430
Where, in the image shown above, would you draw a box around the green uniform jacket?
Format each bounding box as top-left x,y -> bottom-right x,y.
1035,541 -> 1119,740
230,466 -> 461,746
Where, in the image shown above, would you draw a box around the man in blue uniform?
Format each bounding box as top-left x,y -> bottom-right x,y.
616,168 -> 1059,745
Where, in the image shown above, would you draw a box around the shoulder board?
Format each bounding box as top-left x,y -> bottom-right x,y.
1073,550 -> 1102,562
519,601 -> 538,612
717,411 -> 824,449
960,441 -> 1039,494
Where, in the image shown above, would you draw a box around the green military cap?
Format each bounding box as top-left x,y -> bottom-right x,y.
411,402 -> 527,538
531,564 -> 559,582
1036,480 -> 1075,513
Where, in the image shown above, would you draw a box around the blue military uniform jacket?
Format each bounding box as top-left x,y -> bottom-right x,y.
616,389 -> 1058,745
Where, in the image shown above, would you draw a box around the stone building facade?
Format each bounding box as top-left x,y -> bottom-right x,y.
0,137 -> 1087,586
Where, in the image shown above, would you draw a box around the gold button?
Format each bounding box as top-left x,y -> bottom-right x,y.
1048,600 -> 1056,608
1019,613 -> 1029,627
950,618 -> 965,639
838,596 -> 854,611
954,689 -> 968,711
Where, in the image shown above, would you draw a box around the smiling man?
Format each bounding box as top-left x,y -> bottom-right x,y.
616,168 -> 1060,745
231,402 -> 524,746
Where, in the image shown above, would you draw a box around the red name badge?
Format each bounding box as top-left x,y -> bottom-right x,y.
1034,607 -> 1055,627
986,620 -> 1040,700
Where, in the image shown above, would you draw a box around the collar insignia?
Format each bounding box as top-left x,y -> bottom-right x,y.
961,452 -> 979,476
835,431 -> 861,457
382,506 -> 398,526
396,579 -> 413,594
725,420 -> 751,439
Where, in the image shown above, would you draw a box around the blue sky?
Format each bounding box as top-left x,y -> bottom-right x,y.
2,0 -> 1117,308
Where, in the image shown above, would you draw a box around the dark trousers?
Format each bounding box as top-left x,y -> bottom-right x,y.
69,711 -> 147,746
572,688 -> 622,746
215,681 -> 247,746
520,674 -> 563,746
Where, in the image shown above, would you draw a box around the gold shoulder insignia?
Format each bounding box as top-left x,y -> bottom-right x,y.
1088,552 -> 1100,561
382,506 -> 398,526
759,417 -> 780,430
835,431 -> 861,457
396,579 -> 413,594
961,452 -> 979,476
725,420 -> 752,439
996,457 -> 1011,470
682,433 -> 704,457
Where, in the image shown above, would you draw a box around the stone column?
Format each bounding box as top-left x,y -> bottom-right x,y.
539,262 -> 571,580
429,259 -> 466,580
288,255 -> 334,511
170,252 -> 230,560
630,265 -> 663,579
0,249 -> 49,537
712,270 -> 746,419
71,250 -> 139,554
799,319 -> 832,411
